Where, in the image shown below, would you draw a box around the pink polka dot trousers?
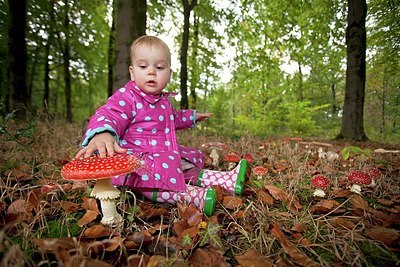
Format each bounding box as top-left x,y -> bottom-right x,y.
136,160 -> 247,216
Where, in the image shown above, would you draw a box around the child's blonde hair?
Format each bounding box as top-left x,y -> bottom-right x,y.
130,35 -> 171,66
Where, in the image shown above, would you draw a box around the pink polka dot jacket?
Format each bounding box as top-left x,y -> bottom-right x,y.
81,80 -> 205,192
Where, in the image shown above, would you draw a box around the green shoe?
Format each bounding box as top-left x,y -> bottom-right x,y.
203,187 -> 217,216
234,159 -> 248,195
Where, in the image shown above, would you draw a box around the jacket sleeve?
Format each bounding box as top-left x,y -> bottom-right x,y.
173,109 -> 197,130
81,87 -> 136,146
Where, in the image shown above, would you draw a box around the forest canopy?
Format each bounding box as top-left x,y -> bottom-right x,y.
0,0 -> 399,143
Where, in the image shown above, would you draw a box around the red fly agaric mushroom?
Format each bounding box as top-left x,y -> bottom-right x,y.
253,166 -> 267,180
224,152 -> 241,170
241,153 -> 254,164
310,174 -> 330,197
363,167 -> 382,187
61,154 -> 141,226
347,170 -> 372,194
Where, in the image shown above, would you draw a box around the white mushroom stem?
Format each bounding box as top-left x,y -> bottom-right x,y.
312,189 -> 326,197
90,178 -> 123,226
210,149 -> 220,167
368,179 -> 376,187
350,184 -> 362,194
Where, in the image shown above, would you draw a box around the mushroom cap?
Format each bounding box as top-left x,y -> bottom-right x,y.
363,167 -> 382,179
223,152 -> 241,163
311,175 -> 329,189
253,166 -> 267,175
61,154 -> 141,181
347,171 -> 372,185
241,153 -> 254,163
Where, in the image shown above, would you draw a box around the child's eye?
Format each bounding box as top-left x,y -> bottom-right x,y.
156,66 -> 165,70
139,65 -> 146,69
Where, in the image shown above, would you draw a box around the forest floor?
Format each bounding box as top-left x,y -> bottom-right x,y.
0,118 -> 399,267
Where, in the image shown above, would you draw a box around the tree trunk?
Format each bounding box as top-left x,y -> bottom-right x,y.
108,0 -> 116,97
113,0 -> 146,90
63,0 -> 73,123
189,14 -> 199,110
7,0 -> 29,117
180,0 -> 197,109
337,0 -> 368,141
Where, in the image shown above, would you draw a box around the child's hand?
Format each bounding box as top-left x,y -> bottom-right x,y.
75,132 -> 127,159
196,112 -> 213,122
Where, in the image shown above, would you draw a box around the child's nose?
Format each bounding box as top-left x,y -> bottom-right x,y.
148,67 -> 156,75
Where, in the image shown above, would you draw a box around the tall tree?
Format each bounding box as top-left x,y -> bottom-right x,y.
113,0 -> 146,91
108,0 -> 116,97
338,0 -> 368,140
63,0 -> 73,123
180,0 -> 197,109
7,0 -> 29,117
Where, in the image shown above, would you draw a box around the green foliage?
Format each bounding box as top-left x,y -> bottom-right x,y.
199,222 -> 224,250
0,108 -> 37,146
44,219 -> 80,238
340,146 -> 373,161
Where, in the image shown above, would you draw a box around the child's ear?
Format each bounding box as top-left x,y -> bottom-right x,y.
129,66 -> 134,81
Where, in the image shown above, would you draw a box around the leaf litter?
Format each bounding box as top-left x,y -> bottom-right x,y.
0,120 -> 399,266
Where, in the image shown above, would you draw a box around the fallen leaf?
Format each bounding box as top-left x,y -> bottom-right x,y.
78,210 -> 99,227
349,194 -> 369,212
291,222 -> 307,233
222,196 -> 243,209
105,236 -> 125,252
309,199 -> 342,214
330,217 -> 356,230
188,248 -> 213,266
257,190 -> 274,205
127,254 -> 150,267
7,199 -> 27,214
235,248 -> 273,267
83,224 -> 111,238
366,226 -> 400,247
271,224 -> 319,267
292,232 -> 312,246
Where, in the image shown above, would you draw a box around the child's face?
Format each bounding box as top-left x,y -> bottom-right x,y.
129,44 -> 171,95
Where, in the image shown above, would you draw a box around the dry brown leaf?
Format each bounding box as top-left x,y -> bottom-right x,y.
377,199 -> 394,206
366,226 -> 400,247
7,199 -> 27,214
59,201 -> 80,214
235,248 -> 273,267
349,194 -> 370,212
222,195 -> 243,209
78,210 -> 100,227
309,199 -> 341,214
178,203 -> 202,227
82,197 -> 100,213
292,232 -> 313,246
291,222 -> 307,233
105,236 -> 125,252
83,224 -> 111,238
127,254 -> 150,267
265,184 -> 288,201
271,224 -> 319,267
257,190 -> 274,205
147,255 -> 166,267
331,217 -> 356,229
188,248 -> 212,266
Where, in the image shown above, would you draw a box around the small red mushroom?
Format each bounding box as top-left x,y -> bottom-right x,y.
253,166 -> 267,180
224,152 -> 241,170
362,167 -> 382,187
347,170 -> 372,194
61,154 -> 141,226
241,153 -> 254,164
310,174 -> 330,197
